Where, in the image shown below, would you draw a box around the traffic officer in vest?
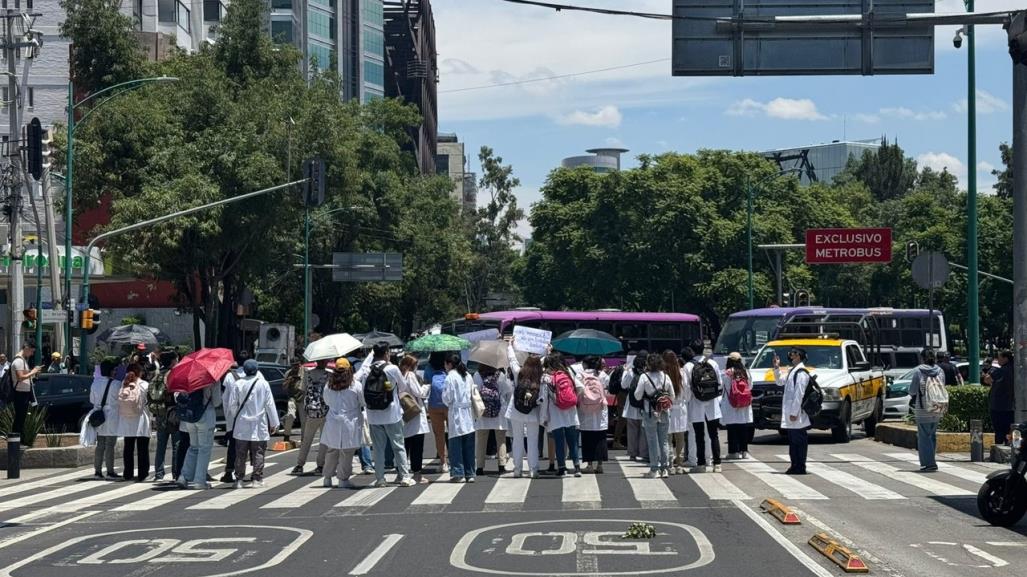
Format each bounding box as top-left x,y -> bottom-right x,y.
773,347 -> 811,475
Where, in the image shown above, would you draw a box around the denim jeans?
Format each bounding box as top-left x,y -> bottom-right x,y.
552,426 -> 581,470
371,421 -> 410,483
153,428 -> 179,478
179,406 -> 216,485
358,446 -> 372,470
448,432 -> 476,479
917,420 -> 938,468
643,412 -> 671,471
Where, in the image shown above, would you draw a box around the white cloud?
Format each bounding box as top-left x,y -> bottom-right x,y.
953,90 -> 1009,114
556,105 -> 623,128
725,97 -> 827,121
854,113 -> 881,124
605,136 -> 627,148
879,107 -> 947,121
978,161 -> 996,173
917,152 -> 967,187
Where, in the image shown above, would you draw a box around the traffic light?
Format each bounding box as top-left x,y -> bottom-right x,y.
27,118 -> 42,180
795,290 -> 811,307
303,158 -> 325,207
80,309 -> 101,332
905,240 -> 920,263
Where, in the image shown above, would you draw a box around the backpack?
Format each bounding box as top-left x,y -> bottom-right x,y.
727,372 -> 752,408
607,366 -> 624,395
551,371 -> 578,410
146,372 -> 166,414
478,374 -> 502,418
689,357 -> 722,402
0,363 -> 14,404
921,371 -> 949,415
117,383 -> 143,419
363,363 -> 395,411
513,378 -> 539,415
579,372 -> 606,414
428,372 -> 447,408
798,369 -> 823,420
176,388 -> 212,423
627,372 -> 645,410
646,374 -> 674,415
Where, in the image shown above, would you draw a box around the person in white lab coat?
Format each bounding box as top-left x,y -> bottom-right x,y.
473,363 -> 513,475
506,342 -> 543,478
115,364 -> 151,482
577,356 -> 609,474
635,353 -> 674,478
90,357 -> 122,479
620,352 -> 649,463
399,355 -> 431,484
228,360 -> 280,488
355,343 -> 414,487
720,352 -> 754,460
321,358 -> 364,488
774,347 -> 812,475
664,350 -> 689,475
442,353 -> 477,482
543,353 -> 584,478
683,339 -> 723,473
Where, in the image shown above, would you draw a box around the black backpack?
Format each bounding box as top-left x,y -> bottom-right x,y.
363,363 -> 394,411
176,388 -> 211,423
513,379 -> 539,414
0,364 -> 14,404
627,372 -> 645,410
798,369 -> 823,419
607,366 -> 625,395
689,357 -> 722,402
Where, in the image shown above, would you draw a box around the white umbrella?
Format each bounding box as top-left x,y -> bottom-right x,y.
303,333 -> 362,362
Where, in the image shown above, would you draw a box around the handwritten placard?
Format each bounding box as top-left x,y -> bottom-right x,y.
513,326 -> 552,355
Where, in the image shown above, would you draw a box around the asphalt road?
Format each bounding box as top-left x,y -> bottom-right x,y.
1,427 -> 1025,577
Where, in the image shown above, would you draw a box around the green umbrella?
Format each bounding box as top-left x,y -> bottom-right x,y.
406,333 -> 472,352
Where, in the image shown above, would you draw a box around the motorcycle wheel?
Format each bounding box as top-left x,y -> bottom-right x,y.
977,474 -> 1027,527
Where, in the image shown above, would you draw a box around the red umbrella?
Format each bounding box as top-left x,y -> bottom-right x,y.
167,348 -> 236,393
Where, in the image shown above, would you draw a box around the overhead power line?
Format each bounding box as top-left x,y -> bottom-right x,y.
440,58 -> 670,94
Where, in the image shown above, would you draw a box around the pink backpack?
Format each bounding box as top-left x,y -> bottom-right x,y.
551,371 -> 578,410
579,372 -> 606,413
118,384 -> 143,418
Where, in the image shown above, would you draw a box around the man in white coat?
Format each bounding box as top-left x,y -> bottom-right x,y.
356,342 -> 414,487
773,347 -> 811,475
89,357 -> 122,479
228,360 -> 280,488
683,339 -> 724,473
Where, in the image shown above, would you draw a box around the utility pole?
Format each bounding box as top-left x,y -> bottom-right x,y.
965,0 -> 981,384
40,138 -> 63,352
4,9 -> 24,358
1010,12 -> 1027,424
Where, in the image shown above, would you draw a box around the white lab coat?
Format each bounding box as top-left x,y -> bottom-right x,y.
355,355 -> 406,426
400,371 -> 431,438
720,368 -> 754,426
114,380 -> 151,438
577,370 -> 609,432
776,362 -> 812,430
474,371 -> 514,431
89,376 -> 122,437
504,345 -> 540,424
322,383 -> 365,450
684,357 -> 723,424
669,367 -> 690,433
229,375 -> 280,442
620,367 -> 645,420
543,372 -> 583,431
443,369 -> 476,437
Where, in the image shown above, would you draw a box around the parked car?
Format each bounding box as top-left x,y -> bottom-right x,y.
885,368 -> 913,420
31,373 -> 96,429
957,361 -> 1000,384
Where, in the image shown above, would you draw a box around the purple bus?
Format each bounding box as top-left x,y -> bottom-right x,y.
712,307 -> 947,365
441,309 -> 703,356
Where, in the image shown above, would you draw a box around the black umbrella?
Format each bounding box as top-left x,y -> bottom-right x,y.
96,324 -> 172,351
353,330 -> 405,348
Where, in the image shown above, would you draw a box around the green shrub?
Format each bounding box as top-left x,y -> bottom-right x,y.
946,385 -> 991,432
0,404 -> 48,447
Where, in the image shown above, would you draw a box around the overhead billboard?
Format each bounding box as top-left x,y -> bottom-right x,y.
805,227 -> 893,264
672,0 -> 935,76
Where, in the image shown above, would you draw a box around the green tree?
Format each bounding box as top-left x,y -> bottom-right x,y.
836,138 -> 918,201
60,0 -> 146,94
992,143 -> 1013,200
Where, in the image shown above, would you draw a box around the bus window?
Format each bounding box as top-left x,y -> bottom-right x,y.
546,322 -> 577,337
650,323 -> 681,354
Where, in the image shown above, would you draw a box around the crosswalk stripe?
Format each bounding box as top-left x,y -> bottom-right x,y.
112,464 -> 230,512
336,487 -> 395,508
0,479 -> 98,512
689,473 -> 750,500
735,461 -> 828,500
774,454 -> 905,500
0,467 -> 94,499
884,452 -> 989,484
562,474 -> 601,504
485,476 -> 531,504
188,469 -> 293,510
10,480 -> 156,522
832,453 -> 974,496
262,481 -> 330,509
411,479 -> 465,506
625,477 -> 677,506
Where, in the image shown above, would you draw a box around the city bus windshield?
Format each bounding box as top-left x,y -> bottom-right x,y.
714,316 -> 783,355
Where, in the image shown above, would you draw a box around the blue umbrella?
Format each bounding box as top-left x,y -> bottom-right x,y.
552,329 -> 623,356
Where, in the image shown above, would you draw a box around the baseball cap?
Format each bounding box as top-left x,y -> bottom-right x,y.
335,357 -> 351,370
242,359 -> 260,375
51,352 -> 62,359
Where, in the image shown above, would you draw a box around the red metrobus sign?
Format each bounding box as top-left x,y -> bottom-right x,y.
805,228 -> 892,264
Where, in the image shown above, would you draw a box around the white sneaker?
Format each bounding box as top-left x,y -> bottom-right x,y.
644,470 -> 659,479
452,477 -> 467,484
676,467 -> 687,475
530,470 -> 539,479
398,478 -> 416,487
660,469 -> 669,478
713,464 -> 723,473
442,463 -> 450,473
233,480 -> 244,489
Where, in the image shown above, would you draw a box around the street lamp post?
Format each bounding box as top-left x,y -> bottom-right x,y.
747,168 -> 801,309
964,0 -> 982,383
64,76 -> 178,361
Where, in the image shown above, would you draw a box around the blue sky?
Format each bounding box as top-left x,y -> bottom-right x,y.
433,0 -> 1018,237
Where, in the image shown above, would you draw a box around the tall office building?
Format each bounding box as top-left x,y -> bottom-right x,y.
436,133 -> 476,212
125,0 -> 227,52
269,0 -> 385,103
759,139 -> 883,185
384,0 -> 437,174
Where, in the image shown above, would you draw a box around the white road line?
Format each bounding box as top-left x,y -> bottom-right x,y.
262,481 -> 331,509
113,463 -> 239,511
485,477 -> 531,504
0,467 -> 94,498
775,454 -> 905,500
188,469 -> 294,510
336,487 -> 395,508
732,500 -> 834,577
832,454 -> 973,496
561,474 -> 601,503
736,461 -> 828,500
625,477 -> 677,506
348,533 -> 404,575
12,481 -> 156,522
0,512 -> 97,551
411,481 -> 464,506
689,473 -> 750,500
0,480 -> 98,512
884,453 -> 989,484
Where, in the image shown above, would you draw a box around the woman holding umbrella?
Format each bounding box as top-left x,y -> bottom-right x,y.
170,349 -> 233,490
